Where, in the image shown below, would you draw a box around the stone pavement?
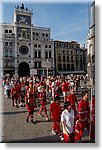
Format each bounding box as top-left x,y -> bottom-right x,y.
0,85 -> 90,143
0,94 -> 61,143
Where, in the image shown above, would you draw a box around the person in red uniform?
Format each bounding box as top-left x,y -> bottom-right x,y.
90,95 -> 95,142
48,80 -> 52,98
25,86 -> 35,123
67,88 -> 78,117
40,78 -> 45,87
11,82 -> 19,107
66,79 -> 70,96
50,97 -> 64,141
75,90 -> 90,142
75,120 -> 81,142
62,79 -> 68,102
38,87 -> 49,120
55,77 -> 60,87
11,84 -> 17,107
53,85 -> 60,104
17,81 -> 21,107
20,82 -> 26,107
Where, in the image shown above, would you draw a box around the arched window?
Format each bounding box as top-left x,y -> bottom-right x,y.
45,51 -> 48,58
58,55 -> 61,61
35,51 -> 37,58
67,64 -> 70,71
67,56 -> 69,61
63,64 -> 66,70
71,56 -> 73,62
38,51 -> 41,58
49,51 -> 51,58
63,56 -> 65,62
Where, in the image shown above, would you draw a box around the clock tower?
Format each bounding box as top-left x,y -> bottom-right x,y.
13,3 -> 33,76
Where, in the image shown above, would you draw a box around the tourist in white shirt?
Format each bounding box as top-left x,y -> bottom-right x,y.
61,101 -> 75,143
4,82 -> 11,98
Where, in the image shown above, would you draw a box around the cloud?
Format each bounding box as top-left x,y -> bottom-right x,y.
59,27 -> 83,36
54,21 -> 87,39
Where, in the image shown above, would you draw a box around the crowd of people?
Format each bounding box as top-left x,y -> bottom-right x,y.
2,74 -> 95,143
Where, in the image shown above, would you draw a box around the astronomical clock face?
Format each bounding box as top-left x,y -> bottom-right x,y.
19,45 -> 29,55
17,14 -> 31,25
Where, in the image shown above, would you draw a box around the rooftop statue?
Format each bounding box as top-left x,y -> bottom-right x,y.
21,3 -> 24,9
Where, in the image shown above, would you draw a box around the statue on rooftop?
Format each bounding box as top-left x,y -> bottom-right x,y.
21,3 -> 24,9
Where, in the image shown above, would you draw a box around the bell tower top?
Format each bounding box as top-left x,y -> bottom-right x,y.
15,3 -> 33,14
13,3 -> 33,25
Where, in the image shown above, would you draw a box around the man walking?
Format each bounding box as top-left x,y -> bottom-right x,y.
61,101 -> 75,143
75,90 -> 90,142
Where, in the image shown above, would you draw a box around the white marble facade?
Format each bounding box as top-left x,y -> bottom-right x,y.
0,4 -> 54,77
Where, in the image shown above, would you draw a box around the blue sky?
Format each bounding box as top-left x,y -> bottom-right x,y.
1,0 -> 93,47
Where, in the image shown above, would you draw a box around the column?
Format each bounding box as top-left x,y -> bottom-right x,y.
13,22 -> 18,76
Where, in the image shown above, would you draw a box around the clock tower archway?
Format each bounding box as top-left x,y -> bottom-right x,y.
18,62 -> 30,77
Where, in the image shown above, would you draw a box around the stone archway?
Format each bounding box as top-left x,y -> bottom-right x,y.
18,62 -> 30,77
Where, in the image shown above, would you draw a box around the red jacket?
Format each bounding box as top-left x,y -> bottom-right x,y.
40,80 -> 45,86
66,81 -> 70,91
25,91 -> 35,111
50,101 -> 61,121
78,99 -> 90,121
39,91 -> 46,105
62,82 -> 68,92
67,94 -> 78,108
56,80 -> 60,87
11,85 -> 18,97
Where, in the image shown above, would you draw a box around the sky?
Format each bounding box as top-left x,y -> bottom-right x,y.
0,0 -> 93,47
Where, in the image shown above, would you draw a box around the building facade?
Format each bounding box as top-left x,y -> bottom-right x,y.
54,40 -> 87,75
87,1 -> 95,79
0,4 -> 54,78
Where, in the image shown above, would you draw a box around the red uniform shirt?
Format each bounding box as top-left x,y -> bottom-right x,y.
78,99 -> 90,121
66,81 -> 70,91
25,91 -> 35,111
11,86 -> 15,95
11,85 -> 18,97
50,101 -> 61,121
62,82 -> 68,92
40,80 -> 45,86
56,80 -> 60,87
17,84 -> 21,92
67,94 -> 77,108
39,91 -> 46,105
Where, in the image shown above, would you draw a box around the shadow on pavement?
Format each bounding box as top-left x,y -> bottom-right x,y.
1,135 -> 62,143
0,110 -> 27,115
